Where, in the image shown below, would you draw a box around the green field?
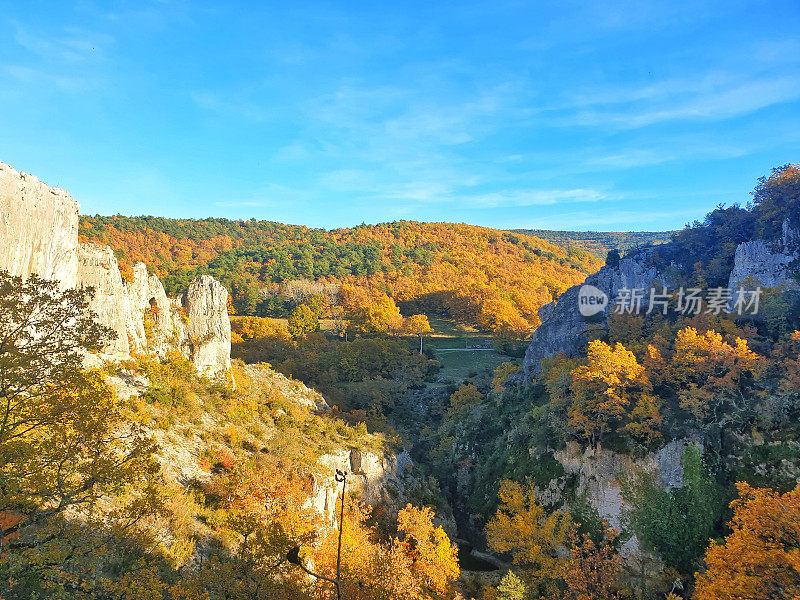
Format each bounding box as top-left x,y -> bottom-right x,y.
424,317 -> 512,384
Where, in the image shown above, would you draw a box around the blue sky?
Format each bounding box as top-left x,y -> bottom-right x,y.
1,1 -> 798,231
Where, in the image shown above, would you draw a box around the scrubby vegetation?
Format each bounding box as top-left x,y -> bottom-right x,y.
0,273 -> 460,599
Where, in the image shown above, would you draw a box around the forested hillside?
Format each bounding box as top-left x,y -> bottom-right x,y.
513,229 -> 673,256
78,218 -> 602,336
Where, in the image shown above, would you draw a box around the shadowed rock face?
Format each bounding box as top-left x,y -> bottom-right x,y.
0,160 -> 232,377
521,254 -> 663,379
522,219 -> 800,381
728,219 -> 799,293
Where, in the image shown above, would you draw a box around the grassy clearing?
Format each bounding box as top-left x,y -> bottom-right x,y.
424,317 -> 511,384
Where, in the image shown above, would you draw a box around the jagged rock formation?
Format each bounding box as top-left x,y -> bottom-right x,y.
309,448 -> 413,527
522,220 -> 800,379
0,160 -> 232,376
728,219 -> 799,292
180,276 -> 232,377
554,439 -> 696,557
521,254 -> 663,378
0,162 -> 79,288
76,243 -> 140,355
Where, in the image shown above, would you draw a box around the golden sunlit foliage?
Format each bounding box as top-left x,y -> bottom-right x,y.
78,217 -> 602,334
671,327 -> 762,422
694,481 -> 800,600
565,340 -> 661,446
310,501 -> 459,600
485,480 -> 573,591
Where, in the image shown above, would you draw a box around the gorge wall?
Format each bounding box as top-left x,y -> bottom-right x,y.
522,221 -> 799,379
0,161 -> 231,377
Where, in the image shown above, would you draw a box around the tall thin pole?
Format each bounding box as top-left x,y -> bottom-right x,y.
334,469 -> 347,600
288,469 -> 348,600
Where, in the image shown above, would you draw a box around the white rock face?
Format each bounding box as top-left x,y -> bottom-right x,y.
181,276 -> 232,377
76,243 -> 137,355
127,262 -> 176,355
0,162 -> 79,288
0,160 -> 232,377
728,219 -> 799,292
554,439 -> 696,558
309,448 -> 411,527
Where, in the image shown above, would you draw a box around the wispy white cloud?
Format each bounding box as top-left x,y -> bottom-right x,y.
462,188 -> 608,208
554,74 -> 800,129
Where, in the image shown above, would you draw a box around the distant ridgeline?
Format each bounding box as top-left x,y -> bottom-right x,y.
78,217 -> 603,335
512,229 -> 674,257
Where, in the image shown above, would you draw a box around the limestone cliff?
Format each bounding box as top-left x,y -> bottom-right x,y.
521,253 -> 663,378
76,243 -> 138,355
0,160 -> 232,377
728,219 -> 799,293
522,220 -> 799,379
180,276 -> 232,377
0,162 -> 79,288
554,439 -> 696,558
309,448 -> 413,527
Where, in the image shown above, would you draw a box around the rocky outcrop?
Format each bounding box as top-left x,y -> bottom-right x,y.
0,160 -> 232,377
76,243 -> 138,355
127,262 -> 176,355
554,439 -> 697,557
0,162 -> 79,288
180,276 -> 232,377
728,219 -> 799,293
308,448 -> 413,527
522,254 -> 664,378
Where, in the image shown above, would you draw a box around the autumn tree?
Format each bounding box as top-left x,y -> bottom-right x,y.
402,314 -> 433,353
310,500 -> 459,600
395,504 -> 460,596
192,460 -> 319,599
287,303 -> 319,337
671,327 -> 761,425
486,479 -> 573,593
568,340 -> 661,446
0,271 -> 160,595
496,570 -> 528,600
493,361 -> 521,392
341,286 -> 404,335
233,315 -> 292,342
752,163 -> 800,238
561,529 -> 621,600
694,481 -> 800,600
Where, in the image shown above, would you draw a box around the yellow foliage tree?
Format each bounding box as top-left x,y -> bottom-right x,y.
672,327 -> 761,422
485,480 -> 573,591
395,504 -> 460,596
568,340 -> 660,446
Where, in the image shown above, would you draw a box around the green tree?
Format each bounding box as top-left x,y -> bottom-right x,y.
287,304 -> 319,337
621,446 -> 722,575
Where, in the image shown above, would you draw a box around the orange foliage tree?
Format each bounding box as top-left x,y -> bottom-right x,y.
310,500 -> 459,600
671,327 -> 761,423
694,481 -> 800,600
